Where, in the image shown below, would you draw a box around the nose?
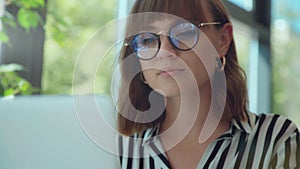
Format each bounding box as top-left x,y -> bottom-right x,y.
158,35 -> 177,59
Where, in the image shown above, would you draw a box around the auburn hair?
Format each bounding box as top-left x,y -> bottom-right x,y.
117,0 -> 248,136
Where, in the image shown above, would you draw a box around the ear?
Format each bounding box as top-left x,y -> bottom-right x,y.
218,23 -> 233,57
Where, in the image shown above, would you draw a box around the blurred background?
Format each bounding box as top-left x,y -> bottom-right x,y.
0,0 -> 299,126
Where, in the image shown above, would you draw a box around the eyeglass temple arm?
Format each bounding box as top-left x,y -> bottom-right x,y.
198,19 -> 228,27
198,22 -> 221,27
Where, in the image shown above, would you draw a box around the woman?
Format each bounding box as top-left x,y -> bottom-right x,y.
117,0 -> 300,168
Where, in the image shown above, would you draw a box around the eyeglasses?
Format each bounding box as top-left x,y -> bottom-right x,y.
125,20 -> 226,60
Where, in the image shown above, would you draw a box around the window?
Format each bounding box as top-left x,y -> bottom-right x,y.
42,0 -> 117,94
232,19 -> 259,113
271,0 -> 300,126
224,0 -> 272,115
228,0 -> 254,12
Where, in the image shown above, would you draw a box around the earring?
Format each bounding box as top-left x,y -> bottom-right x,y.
140,72 -> 148,84
216,57 -> 226,71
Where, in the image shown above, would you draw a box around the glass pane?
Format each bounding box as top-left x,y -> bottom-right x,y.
272,0 -> 300,127
232,19 -> 259,113
42,0 -> 117,95
228,0 -> 253,11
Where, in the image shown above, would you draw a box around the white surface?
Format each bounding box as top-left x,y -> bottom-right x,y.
0,95 -> 120,169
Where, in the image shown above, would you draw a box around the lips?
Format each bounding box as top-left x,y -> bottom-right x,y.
158,67 -> 185,76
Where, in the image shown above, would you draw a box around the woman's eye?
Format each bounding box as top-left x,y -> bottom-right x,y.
176,30 -> 195,39
141,38 -> 155,45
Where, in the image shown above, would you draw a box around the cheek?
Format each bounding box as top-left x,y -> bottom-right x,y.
139,61 -> 157,85
139,59 -> 155,72
204,32 -> 221,56
188,61 -> 209,81
191,42 -> 218,77
139,59 -> 160,81
143,69 -> 157,81
182,55 -> 214,87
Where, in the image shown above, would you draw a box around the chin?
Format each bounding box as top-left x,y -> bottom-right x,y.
152,87 -> 181,98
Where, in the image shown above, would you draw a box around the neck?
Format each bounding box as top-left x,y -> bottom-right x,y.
160,81 -> 230,147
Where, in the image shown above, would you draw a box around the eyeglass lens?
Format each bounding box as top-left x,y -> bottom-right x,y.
130,22 -> 199,60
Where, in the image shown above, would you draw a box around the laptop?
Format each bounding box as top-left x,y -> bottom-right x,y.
0,95 -> 120,169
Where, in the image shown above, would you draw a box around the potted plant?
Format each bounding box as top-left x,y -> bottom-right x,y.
0,63 -> 36,97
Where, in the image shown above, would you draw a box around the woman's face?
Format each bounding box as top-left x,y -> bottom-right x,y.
136,4 -> 227,98
138,21 -> 220,98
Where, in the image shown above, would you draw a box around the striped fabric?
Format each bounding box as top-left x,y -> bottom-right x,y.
118,112 -> 300,169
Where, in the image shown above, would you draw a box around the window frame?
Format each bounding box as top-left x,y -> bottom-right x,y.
224,0 -> 272,114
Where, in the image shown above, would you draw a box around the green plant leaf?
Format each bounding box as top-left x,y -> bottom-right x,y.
48,10 -> 70,27
50,25 -> 65,45
19,80 -> 33,95
1,17 -> 17,28
17,8 -> 39,30
19,0 -> 45,8
0,31 -> 9,43
0,66 -> 35,96
4,88 -> 15,96
0,64 -> 24,72
1,11 -> 17,28
0,84 -> 4,96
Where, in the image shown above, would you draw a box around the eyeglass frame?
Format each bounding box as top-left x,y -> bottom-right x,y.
124,19 -> 228,60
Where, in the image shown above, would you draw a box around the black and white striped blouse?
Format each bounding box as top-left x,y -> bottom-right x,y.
118,112 -> 300,169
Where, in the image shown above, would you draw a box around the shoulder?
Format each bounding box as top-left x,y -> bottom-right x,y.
231,112 -> 299,168
233,112 -> 299,150
233,112 -> 299,137
246,112 -> 299,141
248,112 -> 299,155
249,113 -> 300,168
249,112 -> 299,136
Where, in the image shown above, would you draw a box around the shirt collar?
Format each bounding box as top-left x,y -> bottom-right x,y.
141,111 -> 255,145
213,113 -> 253,141
141,124 -> 160,146
231,111 -> 254,134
